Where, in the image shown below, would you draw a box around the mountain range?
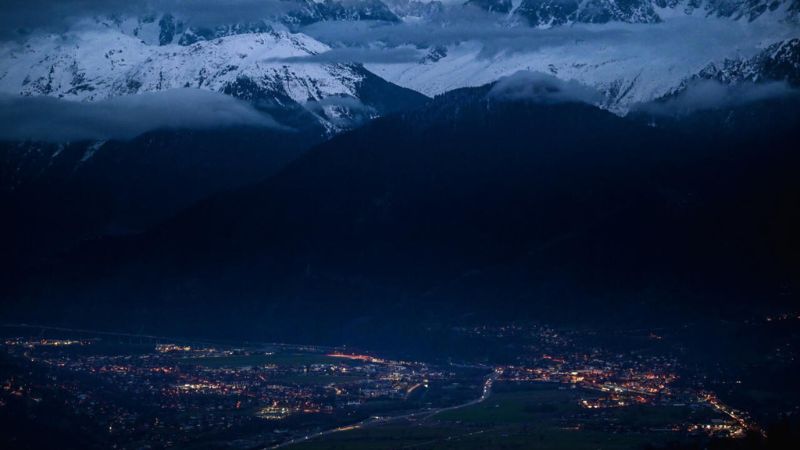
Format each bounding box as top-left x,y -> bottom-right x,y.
7,78 -> 799,345
0,25 -> 426,266
1,0 -> 799,345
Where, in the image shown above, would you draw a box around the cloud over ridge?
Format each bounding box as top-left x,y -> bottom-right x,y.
0,88 -> 284,142
488,71 -> 603,105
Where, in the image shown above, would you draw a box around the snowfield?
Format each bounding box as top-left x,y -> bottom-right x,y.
0,29 -> 363,105
0,1 -> 797,120
362,14 -> 799,112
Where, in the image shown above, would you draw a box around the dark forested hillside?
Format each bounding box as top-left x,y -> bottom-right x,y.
6,84 -> 799,347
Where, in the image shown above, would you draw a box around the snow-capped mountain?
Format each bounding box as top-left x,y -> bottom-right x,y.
466,0 -> 800,24
62,0 -> 800,42
0,21 -> 427,265
692,37 -> 800,86
0,0 -> 797,253
285,0 -> 401,25
7,0 -> 791,118
364,11 -> 799,112
1,30 -> 334,102
512,0 -> 660,25
56,0 -> 800,50
91,1 -> 401,47
104,14 -> 276,47
0,28 -> 425,134
656,0 -> 800,22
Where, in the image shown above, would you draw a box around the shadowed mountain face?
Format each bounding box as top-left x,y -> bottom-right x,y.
0,127 -> 316,269
0,62 -> 428,273
6,83 -> 800,347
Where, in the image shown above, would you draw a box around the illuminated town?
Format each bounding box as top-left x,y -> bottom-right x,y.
1,317 -> 781,449
0,333 -> 478,448
455,323 -> 761,439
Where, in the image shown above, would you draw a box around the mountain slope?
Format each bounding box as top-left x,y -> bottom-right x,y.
0,29 -> 427,133
0,126 -> 317,269
0,26 -> 428,270
513,0 -> 661,26
10,81 -> 799,344
367,28 -> 800,111
12,1 -> 793,113
692,37 -> 800,86
89,1 -> 401,46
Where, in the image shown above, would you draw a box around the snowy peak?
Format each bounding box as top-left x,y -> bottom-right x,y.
284,0 -> 401,25
0,29 -> 426,134
466,0 -> 800,25
1,31 -> 326,101
514,0 -> 660,26
657,0 -> 799,22
466,0 -> 515,14
92,1 -> 401,47
694,38 -> 800,86
365,4 -> 799,113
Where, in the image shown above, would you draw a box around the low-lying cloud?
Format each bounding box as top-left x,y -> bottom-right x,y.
306,94 -> 378,127
2,1 -> 798,118
302,13 -> 798,62
488,71 -> 602,105
266,45 -> 424,64
0,89 -> 284,142
299,16 -> 633,59
634,80 -> 800,116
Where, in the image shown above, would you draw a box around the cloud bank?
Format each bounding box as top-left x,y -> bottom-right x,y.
634,80 -> 800,116
0,89 -> 284,142
2,2 -> 798,119
488,71 -> 602,105
298,10 -> 797,60
266,45 -> 425,64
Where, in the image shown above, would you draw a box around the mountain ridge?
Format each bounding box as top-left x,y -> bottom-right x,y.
9,80 -> 798,342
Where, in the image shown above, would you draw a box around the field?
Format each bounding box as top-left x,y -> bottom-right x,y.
290,424 -> 679,450
290,382 -> 718,450
178,352 -> 344,368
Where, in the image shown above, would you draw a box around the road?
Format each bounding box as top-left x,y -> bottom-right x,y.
268,368 -> 500,449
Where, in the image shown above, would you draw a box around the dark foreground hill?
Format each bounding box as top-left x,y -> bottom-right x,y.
0,65 -> 428,274
5,84 -> 800,348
